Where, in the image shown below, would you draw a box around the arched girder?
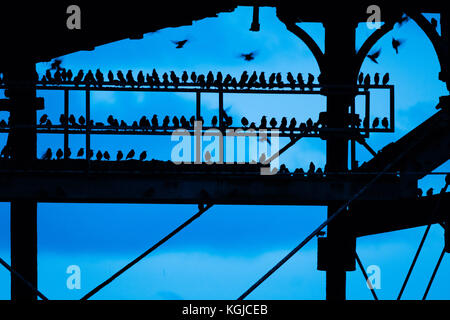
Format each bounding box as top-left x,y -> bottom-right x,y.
355,19 -> 397,76
281,20 -> 325,72
405,11 -> 447,84
276,11 -> 324,73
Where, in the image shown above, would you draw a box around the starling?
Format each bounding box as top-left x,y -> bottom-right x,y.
239,51 -> 257,61
73,70 -> 84,86
248,71 -> 257,88
374,73 -> 380,85
206,71 -> 214,89
259,72 -> 267,88
137,71 -> 145,87
39,114 -> 48,125
172,116 -> 180,128
211,116 -> 218,127
381,117 -> 389,129
189,115 -> 196,128
139,116 -> 147,128
172,39 -> 188,49
382,73 -> 390,85
417,188 -> 423,198
107,115 -> 115,127
95,69 -> 104,86
42,148 -> 52,160
358,72 -> 364,85
307,73 -> 314,90
170,71 -> 180,88
363,74 -> 370,88
104,151 -> 110,160
297,73 -> 305,90
96,151 -> 102,161
268,73 -> 276,89
162,116 -> 170,130
116,150 -> 123,161
368,48 -> 381,64
107,70 -> 114,83
307,162 -> 315,175
238,71 -> 248,88
280,117 -> 288,130
45,119 -> 52,127
131,121 -> 139,130
299,122 -> 307,132
289,118 -> 297,130
56,148 -> 63,160
392,37 -> 404,54
372,117 -> 380,128
223,74 -> 232,87
287,72 -> 295,89
78,115 -> 86,126
126,70 -> 136,86
190,71 -> 197,83
77,148 -> 84,158
117,71 -> 126,86
197,74 -> 206,88
88,149 -> 94,159
126,149 -> 135,160
182,71 -> 188,83
259,116 -> 267,129
426,188 -> 433,197
66,69 -> 73,82
65,148 -> 71,159
119,120 -> 127,128
241,117 -> 249,127
61,69 -> 67,82
306,118 -> 313,129
230,77 -> 238,89
151,114 -> 158,129
146,73 -> 153,87
139,151 -> 147,161
431,18 -> 438,29
68,114 -> 77,126
269,117 -> 277,128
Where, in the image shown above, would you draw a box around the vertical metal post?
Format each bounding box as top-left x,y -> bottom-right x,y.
218,90 -> 224,164
322,14 -> 357,301
64,89 -> 69,159
195,91 -> 201,164
86,88 -> 91,163
6,61 -> 38,301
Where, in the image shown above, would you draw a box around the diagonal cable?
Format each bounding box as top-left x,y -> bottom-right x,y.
422,247 -> 446,300
397,180 -> 448,300
0,256 -> 49,300
81,203 -> 213,300
355,252 -> 378,300
236,111 -> 442,300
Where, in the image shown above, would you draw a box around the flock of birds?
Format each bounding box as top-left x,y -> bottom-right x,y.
26,112 -> 389,132
0,68 -> 391,90
39,147 -> 146,162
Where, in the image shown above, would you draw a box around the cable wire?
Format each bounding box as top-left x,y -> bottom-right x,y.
397,181 -> 448,300
0,256 -> 49,300
355,252 -> 378,300
422,247 -> 446,300
81,203 -> 213,300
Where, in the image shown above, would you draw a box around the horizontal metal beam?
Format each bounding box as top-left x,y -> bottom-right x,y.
0,163 -> 415,204
351,193 -> 450,237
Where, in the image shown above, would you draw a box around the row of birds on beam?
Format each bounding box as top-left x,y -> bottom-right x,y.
40,147 -> 147,161
25,69 -> 390,90
30,113 -> 389,131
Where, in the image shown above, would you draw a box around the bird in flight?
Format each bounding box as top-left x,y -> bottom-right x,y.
392,37 -> 405,54
172,39 -> 188,49
367,49 -> 381,64
239,51 -> 257,61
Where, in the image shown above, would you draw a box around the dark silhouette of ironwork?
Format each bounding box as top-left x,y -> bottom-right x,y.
0,1 -> 448,301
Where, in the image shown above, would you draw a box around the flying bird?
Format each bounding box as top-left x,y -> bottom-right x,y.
392,37 -> 405,54
172,39 -> 188,49
367,49 -> 381,64
239,51 -> 257,61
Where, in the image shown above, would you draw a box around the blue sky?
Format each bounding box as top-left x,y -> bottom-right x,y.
0,7 -> 449,300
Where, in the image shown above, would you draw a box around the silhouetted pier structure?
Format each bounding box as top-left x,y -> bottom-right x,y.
0,1 -> 448,301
